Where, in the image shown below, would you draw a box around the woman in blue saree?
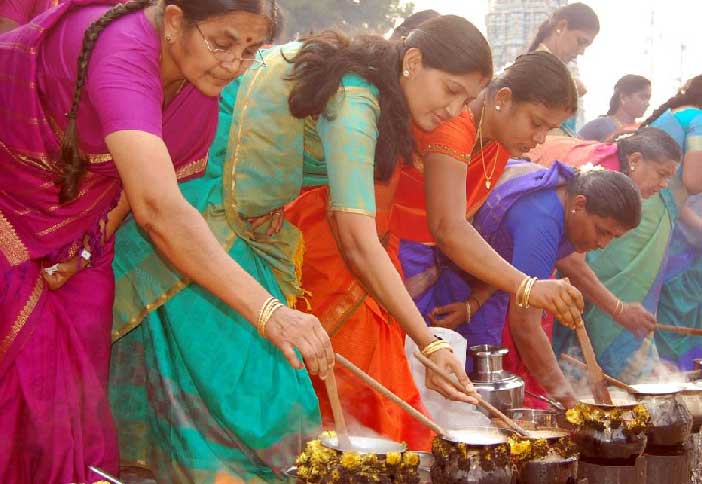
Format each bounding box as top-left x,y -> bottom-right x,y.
403,161 -> 641,407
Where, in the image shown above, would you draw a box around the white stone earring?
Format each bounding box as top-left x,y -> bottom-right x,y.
495,105 -> 501,112
402,69 -> 410,77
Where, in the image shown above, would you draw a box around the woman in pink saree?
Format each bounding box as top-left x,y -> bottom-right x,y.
0,1 -> 333,483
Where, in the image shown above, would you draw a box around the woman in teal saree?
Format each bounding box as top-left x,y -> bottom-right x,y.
109,17 -> 495,482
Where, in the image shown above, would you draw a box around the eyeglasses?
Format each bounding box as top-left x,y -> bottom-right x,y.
194,23 -> 266,69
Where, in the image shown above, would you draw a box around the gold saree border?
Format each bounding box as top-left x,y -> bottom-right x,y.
111,228 -> 239,342
175,155 -> 207,180
37,181 -> 116,236
0,275 -> 44,358
0,208 -> 29,266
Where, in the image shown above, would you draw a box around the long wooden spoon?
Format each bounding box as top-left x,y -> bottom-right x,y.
656,324 -> 702,336
560,353 -> 636,394
413,350 -> 531,438
335,353 -> 446,436
324,368 -> 352,449
574,321 -> 613,404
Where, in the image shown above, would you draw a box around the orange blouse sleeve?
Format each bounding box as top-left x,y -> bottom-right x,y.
412,111 -> 477,165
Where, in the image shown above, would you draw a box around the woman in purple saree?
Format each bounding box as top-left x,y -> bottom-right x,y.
0,2 -> 330,483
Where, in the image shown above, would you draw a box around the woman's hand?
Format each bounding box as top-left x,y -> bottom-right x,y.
615,302 -> 656,339
425,348 -> 478,404
41,256 -> 82,290
527,278 -> 584,329
429,301 -> 470,330
247,207 -> 285,236
264,306 -> 335,379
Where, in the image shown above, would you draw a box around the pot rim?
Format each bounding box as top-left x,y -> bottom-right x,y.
320,435 -> 407,453
442,425 -> 510,445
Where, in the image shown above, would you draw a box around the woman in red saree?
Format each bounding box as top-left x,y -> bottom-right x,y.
286,51 -> 584,449
0,2 -> 320,482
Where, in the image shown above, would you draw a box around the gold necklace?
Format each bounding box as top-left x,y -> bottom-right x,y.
476,103 -> 499,189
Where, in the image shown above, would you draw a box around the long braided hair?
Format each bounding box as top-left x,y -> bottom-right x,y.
287,15 -> 492,182
57,0 -> 279,203
640,75 -> 702,128
57,0 -> 152,203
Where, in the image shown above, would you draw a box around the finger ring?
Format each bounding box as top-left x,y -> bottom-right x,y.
44,264 -> 60,276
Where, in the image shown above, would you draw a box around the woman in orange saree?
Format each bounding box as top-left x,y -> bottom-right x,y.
287,51 -> 584,449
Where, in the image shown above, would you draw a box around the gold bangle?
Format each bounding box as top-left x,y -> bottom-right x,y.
259,301 -> 283,337
421,338 -> 453,358
257,297 -> 281,336
523,277 -> 537,309
423,341 -> 452,358
516,276 -> 530,307
256,297 -> 276,329
614,299 -> 624,316
465,299 -> 472,322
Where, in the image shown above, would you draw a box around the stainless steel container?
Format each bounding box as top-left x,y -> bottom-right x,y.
469,344 -> 525,413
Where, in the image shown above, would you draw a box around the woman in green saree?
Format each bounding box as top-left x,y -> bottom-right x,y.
553,81 -> 702,381
108,16 -> 499,482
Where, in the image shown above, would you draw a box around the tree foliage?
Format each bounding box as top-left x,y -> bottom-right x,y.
277,0 -> 415,39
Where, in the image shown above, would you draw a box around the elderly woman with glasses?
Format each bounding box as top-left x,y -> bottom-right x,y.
0,1 -> 337,483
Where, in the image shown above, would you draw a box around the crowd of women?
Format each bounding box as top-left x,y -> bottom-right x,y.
0,0 -> 699,482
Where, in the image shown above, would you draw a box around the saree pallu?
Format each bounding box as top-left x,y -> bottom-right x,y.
111,42 -> 390,481
0,3 -> 216,482
526,136 -> 620,171
284,182 -> 435,451
393,111 -> 510,367
552,191 -> 677,381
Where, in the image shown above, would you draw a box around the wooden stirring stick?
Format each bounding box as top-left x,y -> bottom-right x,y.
324,369 -> 352,449
574,321 -> 613,404
413,350 -> 531,438
560,353 -> 636,394
655,324 -> 702,336
335,353 -> 446,436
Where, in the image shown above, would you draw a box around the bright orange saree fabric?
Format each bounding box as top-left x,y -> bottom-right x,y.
390,111 -> 510,243
285,175 -> 434,450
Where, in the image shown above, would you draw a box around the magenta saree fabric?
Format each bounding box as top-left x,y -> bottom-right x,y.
0,1 -> 217,481
0,0 -> 59,25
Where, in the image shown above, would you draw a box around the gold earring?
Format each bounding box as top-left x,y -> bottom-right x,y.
166,34 -> 173,43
